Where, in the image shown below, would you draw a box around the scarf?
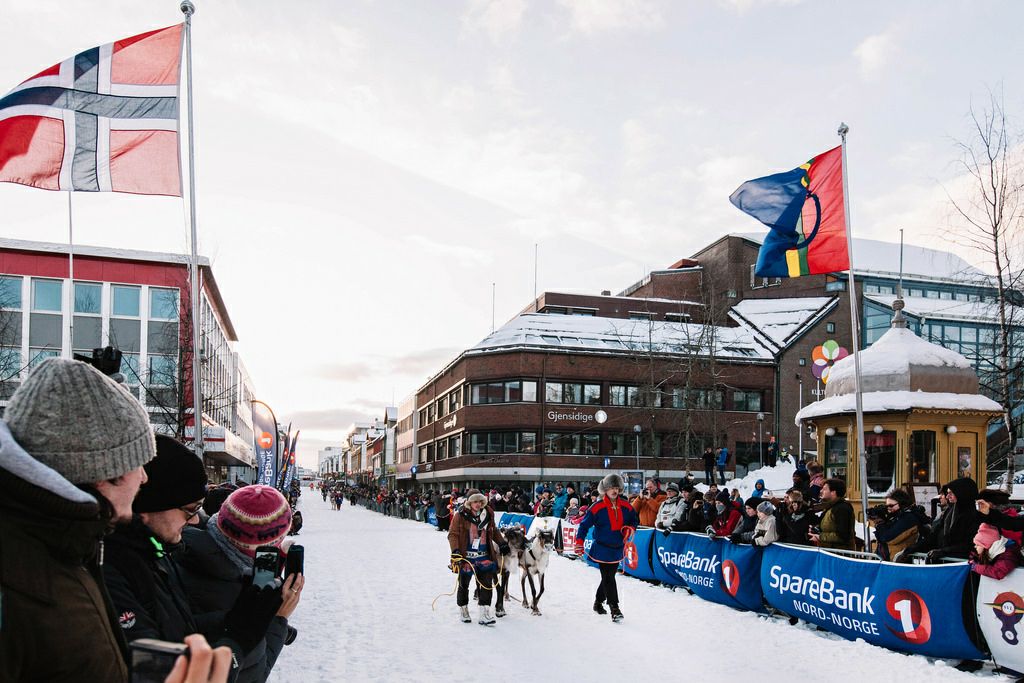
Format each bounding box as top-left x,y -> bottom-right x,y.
207,512 -> 255,577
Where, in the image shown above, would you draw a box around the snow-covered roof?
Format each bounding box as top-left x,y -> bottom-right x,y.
730,297 -> 837,349
865,294 -> 1013,325
795,391 -> 1002,423
469,313 -> 773,361
731,233 -> 988,282
828,326 -> 972,389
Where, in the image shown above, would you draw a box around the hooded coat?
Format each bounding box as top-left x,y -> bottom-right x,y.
970,537 -> 1021,580
750,480 -> 767,498
0,422 -> 129,683
778,503 -> 818,545
907,477 -> 980,559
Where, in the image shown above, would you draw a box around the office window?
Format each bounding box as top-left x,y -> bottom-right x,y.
610,384 -> 639,406
0,276 -> 22,309
73,282 -> 101,315
32,279 -> 62,312
733,390 -> 762,412
112,285 -> 140,317
148,355 -> 177,387
826,322 -> 835,333
29,348 -> 58,369
449,435 -> 461,458
545,381 -> 562,403
436,439 -> 447,460
149,288 -> 179,320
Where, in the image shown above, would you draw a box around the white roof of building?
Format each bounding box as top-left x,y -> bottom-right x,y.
829,326 -> 972,386
731,233 -> 989,282
865,294 -> 1015,325
730,297 -> 837,349
794,390 -> 1003,422
469,313 -> 774,361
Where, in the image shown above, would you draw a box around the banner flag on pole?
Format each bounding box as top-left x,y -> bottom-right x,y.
729,145 -> 848,277
283,430 -> 300,491
251,400 -> 279,487
0,24 -> 183,195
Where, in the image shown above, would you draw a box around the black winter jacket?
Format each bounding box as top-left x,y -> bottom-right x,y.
103,516 -> 198,643
177,526 -> 291,683
906,477 -> 980,559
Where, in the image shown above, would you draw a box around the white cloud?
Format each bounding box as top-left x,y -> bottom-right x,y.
462,0 -> 528,43
717,0 -> 803,15
556,0 -> 666,35
854,31 -> 897,80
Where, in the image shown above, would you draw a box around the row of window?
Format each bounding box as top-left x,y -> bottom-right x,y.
863,281 -> 989,302
419,430 -> 724,460
0,276 -> 178,320
418,380 -> 764,426
0,347 -> 177,387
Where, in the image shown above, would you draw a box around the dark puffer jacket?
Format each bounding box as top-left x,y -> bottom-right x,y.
0,425 -> 129,683
103,516 -> 198,643
906,477 -> 980,560
176,525 -> 292,683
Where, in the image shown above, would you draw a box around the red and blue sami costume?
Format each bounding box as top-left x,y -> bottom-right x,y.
574,497 -> 638,563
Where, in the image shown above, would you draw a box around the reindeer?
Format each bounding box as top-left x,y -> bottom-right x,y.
519,528 -> 555,615
496,525 -> 528,617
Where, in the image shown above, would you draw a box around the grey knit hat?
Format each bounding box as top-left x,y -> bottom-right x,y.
5,358 -> 156,484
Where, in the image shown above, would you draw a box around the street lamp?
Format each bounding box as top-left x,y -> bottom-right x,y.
633,424 -> 642,472
756,412 -> 765,468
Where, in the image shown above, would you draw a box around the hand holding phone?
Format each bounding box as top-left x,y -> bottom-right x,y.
252,546 -> 282,590
285,545 -> 304,578
130,638 -> 187,683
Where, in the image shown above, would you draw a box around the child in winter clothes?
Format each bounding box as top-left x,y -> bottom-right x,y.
970,523 -> 1020,580
730,499 -> 760,543
753,501 -> 779,546
709,491 -> 741,537
565,498 -> 580,520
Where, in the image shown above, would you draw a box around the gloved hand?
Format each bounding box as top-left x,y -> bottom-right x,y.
926,549 -> 942,564
705,525 -> 716,537
450,551 -> 462,572
498,542 -> 510,556
729,533 -> 742,543
224,581 -> 284,653
662,529 -> 671,537
574,543 -> 585,557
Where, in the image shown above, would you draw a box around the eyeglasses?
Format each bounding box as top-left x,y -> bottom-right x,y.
179,502 -> 204,520
886,503 -> 900,509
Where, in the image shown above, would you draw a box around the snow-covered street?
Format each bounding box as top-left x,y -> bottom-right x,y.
270,496 -> 996,682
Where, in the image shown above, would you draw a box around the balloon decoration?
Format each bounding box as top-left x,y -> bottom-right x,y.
811,340 -> 849,384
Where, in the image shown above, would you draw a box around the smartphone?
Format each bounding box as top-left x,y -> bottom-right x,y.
129,638 -> 187,683
253,545 -> 281,589
285,544 -> 304,578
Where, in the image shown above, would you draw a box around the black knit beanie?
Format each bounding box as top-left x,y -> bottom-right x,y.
133,434 -> 208,513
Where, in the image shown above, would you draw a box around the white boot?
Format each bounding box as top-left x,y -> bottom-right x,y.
459,606 -> 471,623
478,606 -> 496,626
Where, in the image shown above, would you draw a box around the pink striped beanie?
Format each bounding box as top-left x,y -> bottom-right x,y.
216,485 -> 292,556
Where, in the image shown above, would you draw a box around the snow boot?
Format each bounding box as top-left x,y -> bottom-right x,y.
459,606 -> 471,623
495,604 -> 507,618
610,605 -> 624,622
478,606 -> 496,626
593,601 -> 607,615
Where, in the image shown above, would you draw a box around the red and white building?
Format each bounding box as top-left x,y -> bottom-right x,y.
0,238 -> 257,481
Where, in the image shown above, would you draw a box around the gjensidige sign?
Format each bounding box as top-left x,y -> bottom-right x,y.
442,415 -> 457,430
547,409 -> 595,423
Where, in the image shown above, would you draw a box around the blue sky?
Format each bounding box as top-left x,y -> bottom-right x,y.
2,0 -> 1022,466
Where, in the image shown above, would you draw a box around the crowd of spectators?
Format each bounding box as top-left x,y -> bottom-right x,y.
0,358 -> 305,683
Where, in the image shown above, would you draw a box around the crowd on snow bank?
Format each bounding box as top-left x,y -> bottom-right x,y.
0,358 -> 307,683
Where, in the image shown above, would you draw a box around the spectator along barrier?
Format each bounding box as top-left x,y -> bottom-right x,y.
499,513 -> 999,668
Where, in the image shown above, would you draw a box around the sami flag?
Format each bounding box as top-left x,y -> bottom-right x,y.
730,146 -> 848,277
0,24 -> 183,196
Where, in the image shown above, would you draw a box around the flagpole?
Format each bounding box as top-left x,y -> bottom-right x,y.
838,122 -> 870,549
181,0 -> 204,459
66,191 -> 74,359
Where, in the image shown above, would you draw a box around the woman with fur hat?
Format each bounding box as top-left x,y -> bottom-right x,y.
969,523 -> 1020,580
448,490 -> 509,625
573,473 -> 638,622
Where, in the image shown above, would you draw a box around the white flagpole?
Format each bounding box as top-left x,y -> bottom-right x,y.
181,0 -> 204,459
66,191 -> 74,359
838,122 -> 870,547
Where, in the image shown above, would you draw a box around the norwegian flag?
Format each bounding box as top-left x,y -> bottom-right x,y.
0,24 -> 183,196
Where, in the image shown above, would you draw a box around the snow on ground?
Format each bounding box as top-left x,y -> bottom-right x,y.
694,461 -> 797,498
269,495 -> 1000,683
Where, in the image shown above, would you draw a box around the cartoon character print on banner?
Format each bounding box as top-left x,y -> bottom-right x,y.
990,591 -> 1024,645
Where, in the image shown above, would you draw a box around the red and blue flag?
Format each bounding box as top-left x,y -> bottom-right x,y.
730,145 -> 848,277
0,24 -> 182,196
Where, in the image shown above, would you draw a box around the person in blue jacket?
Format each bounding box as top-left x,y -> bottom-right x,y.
716,446 -> 729,485
551,483 -> 569,519
573,473 -> 638,622
751,479 -> 767,498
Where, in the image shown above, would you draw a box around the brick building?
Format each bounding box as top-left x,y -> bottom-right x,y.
407,232 -> 1012,491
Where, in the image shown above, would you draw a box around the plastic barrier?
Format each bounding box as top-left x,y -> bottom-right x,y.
651,531 -> 764,612
761,543 -> 984,660
427,507 -> 437,526
976,572 -> 1024,676
621,528 -> 658,581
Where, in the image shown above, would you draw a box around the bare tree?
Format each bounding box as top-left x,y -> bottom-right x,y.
943,89 -> 1024,486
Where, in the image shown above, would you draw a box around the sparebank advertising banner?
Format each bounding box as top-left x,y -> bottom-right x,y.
495,512 -> 535,531
652,532 -> 764,612
761,544 -> 984,660
977,573 -> 1024,675
621,528 -> 658,581
251,401 -> 278,487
